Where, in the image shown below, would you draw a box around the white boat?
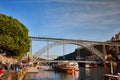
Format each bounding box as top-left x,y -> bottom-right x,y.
37,65 -> 54,71
52,61 -> 79,73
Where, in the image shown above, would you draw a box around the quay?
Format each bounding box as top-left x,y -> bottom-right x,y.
26,67 -> 39,73
0,67 -> 39,80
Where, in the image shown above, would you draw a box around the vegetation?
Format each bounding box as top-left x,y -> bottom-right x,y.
0,14 -> 30,58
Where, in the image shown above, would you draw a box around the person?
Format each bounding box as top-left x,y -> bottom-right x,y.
15,65 -> 19,72
0,67 -> 3,77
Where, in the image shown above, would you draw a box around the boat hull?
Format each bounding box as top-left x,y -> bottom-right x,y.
104,74 -> 120,80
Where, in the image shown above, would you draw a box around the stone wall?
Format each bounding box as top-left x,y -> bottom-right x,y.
0,68 -> 27,80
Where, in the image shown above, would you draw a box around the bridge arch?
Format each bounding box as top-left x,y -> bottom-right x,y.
34,41 -> 105,61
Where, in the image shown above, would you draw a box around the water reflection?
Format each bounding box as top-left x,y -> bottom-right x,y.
79,67 -> 105,80
24,67 -> 105,80
59,71 -> 79,80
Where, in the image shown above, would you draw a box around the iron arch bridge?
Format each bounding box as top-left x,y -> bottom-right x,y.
30,36 -> 120,61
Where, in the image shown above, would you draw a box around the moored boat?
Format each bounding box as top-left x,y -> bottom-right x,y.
103,61 -> 120,80
104,74 -> 120,80
52,61 -> 79,73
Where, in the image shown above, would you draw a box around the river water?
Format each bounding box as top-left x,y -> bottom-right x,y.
24,67 -> 105,80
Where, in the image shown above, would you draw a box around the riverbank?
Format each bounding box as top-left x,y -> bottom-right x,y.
0,67 -> 39,80
0,70 -> 18,80
0,68 -> 27,80
27,67 -> 39,73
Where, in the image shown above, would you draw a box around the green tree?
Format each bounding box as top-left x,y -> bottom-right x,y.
0,14 -> 30,58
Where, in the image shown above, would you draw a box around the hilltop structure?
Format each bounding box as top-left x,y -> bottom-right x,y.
111,32 -> 120,41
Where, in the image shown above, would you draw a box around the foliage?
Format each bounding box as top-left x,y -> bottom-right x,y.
0,14 -> 30,58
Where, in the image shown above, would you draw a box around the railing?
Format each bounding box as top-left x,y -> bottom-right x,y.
30,36 -> 120,46
34,60 -> 102,64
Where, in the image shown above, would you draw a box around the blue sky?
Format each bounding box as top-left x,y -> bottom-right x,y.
0,0 -> 120,58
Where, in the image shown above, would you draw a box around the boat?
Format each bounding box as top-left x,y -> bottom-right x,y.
52,61 -> 79,73
104,74 -> 120,80
103,61 -> 120,80
37,65 -> 54,71
85,63 -> 98,68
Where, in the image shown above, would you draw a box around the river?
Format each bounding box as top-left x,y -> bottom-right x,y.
24,67 -> 105,80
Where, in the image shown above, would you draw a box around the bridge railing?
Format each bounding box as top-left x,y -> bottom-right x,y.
34,60 -> 102,64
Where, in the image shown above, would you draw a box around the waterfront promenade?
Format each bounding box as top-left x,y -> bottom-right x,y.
0,70 -> 18,80
26,67 -> 39,73
0,67 -> 39,80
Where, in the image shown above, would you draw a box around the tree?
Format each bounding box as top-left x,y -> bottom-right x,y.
0,14 -> 30,58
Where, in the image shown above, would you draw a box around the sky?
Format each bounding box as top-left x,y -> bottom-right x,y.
0,0 -> 120,58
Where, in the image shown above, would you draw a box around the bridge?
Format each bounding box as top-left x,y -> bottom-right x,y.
30,36 -> 120,62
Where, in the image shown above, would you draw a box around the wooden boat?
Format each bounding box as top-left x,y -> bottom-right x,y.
52,61 -> 79,73
104,74 -> 120,80
103,61 -> 120,80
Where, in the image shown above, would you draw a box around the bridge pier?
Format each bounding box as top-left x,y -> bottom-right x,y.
47,41 -> 49,60
63,43 -> 65,60
103,44 -> 106,55
30,39 -> 32,54
116,45 -> 120,74
116,45 -> 119,54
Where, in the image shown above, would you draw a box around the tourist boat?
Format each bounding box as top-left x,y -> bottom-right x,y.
52,61 -> 79,73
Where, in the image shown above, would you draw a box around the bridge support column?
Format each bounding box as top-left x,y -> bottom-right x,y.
63,43 -> 65,60
115,45 -> 120,74
30,39 -> 32,54
103,44 -> 107,61
47,41 -> 49,60
116,45 -> 119,54
103,44 -> 106,54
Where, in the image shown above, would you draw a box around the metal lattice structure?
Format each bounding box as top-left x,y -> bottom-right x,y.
30,36 -> 120,61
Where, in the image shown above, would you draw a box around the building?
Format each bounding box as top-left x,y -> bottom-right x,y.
111,32 -> 120,41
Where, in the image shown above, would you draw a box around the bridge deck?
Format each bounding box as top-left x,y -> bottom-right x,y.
35,60 -> 102,64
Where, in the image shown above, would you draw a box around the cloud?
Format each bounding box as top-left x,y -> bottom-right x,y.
9,0 -> 120,40
41,8 -> 120,30
11,0 -> 107,5
42,0 -> 120,29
